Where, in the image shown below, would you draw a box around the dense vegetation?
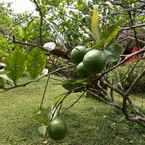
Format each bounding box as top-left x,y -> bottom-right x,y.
0,0 -> 145,144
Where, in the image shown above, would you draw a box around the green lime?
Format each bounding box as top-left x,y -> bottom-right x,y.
48,116 -> 67,140
76,62 -> 89,78
70,45 -> 88,64
83,49 -> 105,73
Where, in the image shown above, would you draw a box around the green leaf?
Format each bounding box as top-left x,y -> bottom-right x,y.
91,5 -> 101,41
26,48 -> 46,79
0,49 -> 8,57
0,36 -> 13,54
13,26 -> 25,40
103,25 -> 121,48
95,23 -> 121,49
5,48 -> 26,83
122,0 -> 138,4
105,43 -> 124,62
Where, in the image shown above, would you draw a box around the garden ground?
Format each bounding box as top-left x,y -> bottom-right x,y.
0,76 -> 145,145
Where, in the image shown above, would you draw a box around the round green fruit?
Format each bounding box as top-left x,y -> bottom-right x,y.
48,116 -> 67,140
70,45 -> 88,64
76,62 -> 89,78
83,49 -> 105,73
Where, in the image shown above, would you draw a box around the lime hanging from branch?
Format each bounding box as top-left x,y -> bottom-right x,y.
76,62 -> 89,78
83,49 -> 106,73
70,45 -> 89,64
48,116 -> 67,140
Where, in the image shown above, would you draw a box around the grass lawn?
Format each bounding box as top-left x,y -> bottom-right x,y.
0,76 -> 145,145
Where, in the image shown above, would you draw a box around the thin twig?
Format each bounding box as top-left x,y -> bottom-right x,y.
125,69 -> 145,96
128,9 -> 139,47
39,74 -> 50,110
121,23 -> 145,31
12,38 -> 69,59
3,66 -> 71,91
88,89 -> 121,110
100,46 -> 145,77
63,91 -> 86,112
4,74 -> 47,91
118,35 -> 145,44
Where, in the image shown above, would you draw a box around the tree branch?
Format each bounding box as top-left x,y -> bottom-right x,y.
121,23 -> 145,31
125,69 -> 145,96
3,66 -> 72,91
100,46 -> 145,77
33,0 -> 43,45
39,74 -> 50,110
12,38 -> 69,59
63,91 -> 86,112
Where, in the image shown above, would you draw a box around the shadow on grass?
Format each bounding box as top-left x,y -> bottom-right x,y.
18,108 -> 145,145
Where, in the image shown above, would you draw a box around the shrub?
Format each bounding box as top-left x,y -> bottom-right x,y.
109,60 -> 145,93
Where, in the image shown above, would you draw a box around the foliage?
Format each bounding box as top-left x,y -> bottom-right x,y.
0,3 -> 12,36
0,0 -> 145,141
5,47 -> 26,83
110,60 -> 145,93
0,36 -> 11,59
26,48 -> 46,79
90,5 -> 100,41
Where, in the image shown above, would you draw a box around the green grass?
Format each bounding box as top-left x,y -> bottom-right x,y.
0,76 -> 145,145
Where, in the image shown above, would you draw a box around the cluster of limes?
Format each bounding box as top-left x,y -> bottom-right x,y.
70,45 -> 107,77
47,46 -> 110,141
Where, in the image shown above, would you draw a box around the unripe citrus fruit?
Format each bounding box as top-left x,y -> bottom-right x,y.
70,45 -> 88,64
76,62 -> 89,77
48,116 -> 67,140
83,49 -> 105,73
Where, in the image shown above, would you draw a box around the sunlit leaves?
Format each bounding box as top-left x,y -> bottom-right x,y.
89,4 -> 121,50
91,5 -> 100,41
122,0 -> 138,4
26,48 -> 46,79
13,26 -> 25,40
94,22 -> 121,50
0,4 -> 12,35
33,0 -> 61,15
0,36 -> 14,56
5,48 -> 26,83
103,24 -> 121,48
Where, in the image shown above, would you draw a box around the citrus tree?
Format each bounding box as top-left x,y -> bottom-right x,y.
0,0 -> 145,140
